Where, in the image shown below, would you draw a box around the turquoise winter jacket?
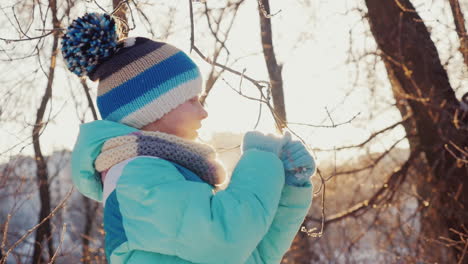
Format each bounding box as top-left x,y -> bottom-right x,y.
71,120 -> 313,264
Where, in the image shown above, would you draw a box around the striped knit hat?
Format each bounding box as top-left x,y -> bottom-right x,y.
61,13 -> 202,129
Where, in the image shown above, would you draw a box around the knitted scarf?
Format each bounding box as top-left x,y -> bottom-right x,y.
94,131 -> 227,187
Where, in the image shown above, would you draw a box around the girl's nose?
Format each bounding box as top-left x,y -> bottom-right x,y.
200,106 -> 208,120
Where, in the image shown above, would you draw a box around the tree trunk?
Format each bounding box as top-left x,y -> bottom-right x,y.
258,0 -> 287,133
81,198 -> 91,264
257,0 -> 313,262
31,0 -> 60,262
80,75 -> 100,264
365,0 -> 468,262
81,197 -> 100,264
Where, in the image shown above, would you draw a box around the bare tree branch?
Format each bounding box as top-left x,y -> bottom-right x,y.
310,148 -> 420,225
1,188 -> 73,264
448,0 -> 468,68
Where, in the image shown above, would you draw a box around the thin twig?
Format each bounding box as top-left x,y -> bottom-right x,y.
289,112 -> 361,129
47,223 -> 67,264
80,79 -> 98,120
1,188 -> 73,264
189,0 -> 194,53
309,149 -> 420,224
314,115 -> 410,151
193,45 -> 272,92
0,30 -> 54,43
458,241 -> 468,264
257,0 -> 282,18
1,214 -> 11,259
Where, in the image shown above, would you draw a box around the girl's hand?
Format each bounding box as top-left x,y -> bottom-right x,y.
279,132 -> 316,187
242,131 -> 291,156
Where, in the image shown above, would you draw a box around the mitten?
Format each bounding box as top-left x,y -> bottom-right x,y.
242,131 -> 291,156
280,133 -> 316,187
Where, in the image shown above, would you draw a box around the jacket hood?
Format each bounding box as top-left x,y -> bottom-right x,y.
71,120 -> 138,201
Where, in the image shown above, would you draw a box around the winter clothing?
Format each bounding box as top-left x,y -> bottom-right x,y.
242,131 -> 291,156
61,13 -> 203,129
95,130 -> 227,188
280,133 -> 316,187
243,131 -> 316,187
93,37 -> 202,129
61,13 -> 118,77
65,12 -> 314,264
71,120 -> 313,263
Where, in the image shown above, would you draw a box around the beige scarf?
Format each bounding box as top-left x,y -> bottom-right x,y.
95,131 -> 227,187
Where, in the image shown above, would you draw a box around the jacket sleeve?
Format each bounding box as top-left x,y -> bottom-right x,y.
253,183 -> 313,264
114,149 -> 285,264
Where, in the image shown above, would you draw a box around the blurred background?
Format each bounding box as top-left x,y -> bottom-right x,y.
0,0 -> 467,263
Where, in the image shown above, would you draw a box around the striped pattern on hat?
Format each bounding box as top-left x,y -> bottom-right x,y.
90,37 -> 203,129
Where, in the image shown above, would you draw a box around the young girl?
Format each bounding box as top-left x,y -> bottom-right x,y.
65,13 -> 315,264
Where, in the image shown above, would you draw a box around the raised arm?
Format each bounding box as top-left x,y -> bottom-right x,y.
251,135 -> 316,263
114,149 -> 285,264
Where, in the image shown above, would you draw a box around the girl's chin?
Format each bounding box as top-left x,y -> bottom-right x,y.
183,130 -> 198,141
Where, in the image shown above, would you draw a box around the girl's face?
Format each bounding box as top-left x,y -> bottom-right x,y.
141,95 -> 208,140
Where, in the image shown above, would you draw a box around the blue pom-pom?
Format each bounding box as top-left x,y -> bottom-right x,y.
61,13 -> 118,77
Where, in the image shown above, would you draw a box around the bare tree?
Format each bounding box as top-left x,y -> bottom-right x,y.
3,0 -> 466,263
31,0 -> 60,262
199,0 -> 246,106
363,0 -> 468,262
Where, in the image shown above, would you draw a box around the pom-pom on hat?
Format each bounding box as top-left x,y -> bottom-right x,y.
61,13 -> 203,129
61,13 -> 119,77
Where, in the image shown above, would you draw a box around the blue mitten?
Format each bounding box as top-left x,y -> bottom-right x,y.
280,133 -> 316,187
242,131 -> 291,156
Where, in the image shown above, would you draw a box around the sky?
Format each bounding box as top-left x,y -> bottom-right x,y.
0,0 -> 466,164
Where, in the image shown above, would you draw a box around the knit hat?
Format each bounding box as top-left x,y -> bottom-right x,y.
61,13 -> 202,129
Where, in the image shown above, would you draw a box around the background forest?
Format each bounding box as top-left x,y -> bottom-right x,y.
0,0 -> 467,263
